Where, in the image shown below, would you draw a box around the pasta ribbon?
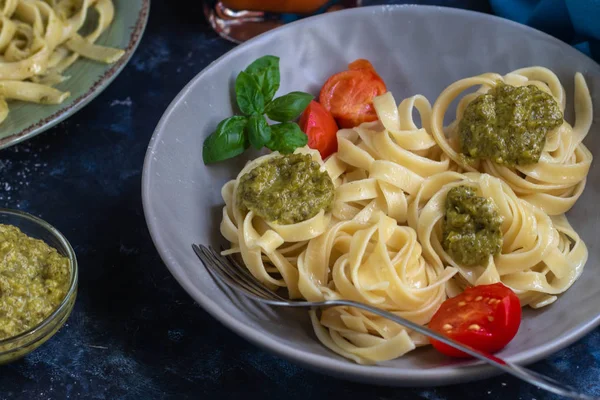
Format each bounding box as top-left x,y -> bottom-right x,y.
220,149 -> 335,299
431,67 -> 593,215
408,171 -> 587,308
330,92 -> 456,224
299,212 -> 456,364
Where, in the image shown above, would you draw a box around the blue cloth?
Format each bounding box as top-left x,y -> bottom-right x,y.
490,0 -> 600,62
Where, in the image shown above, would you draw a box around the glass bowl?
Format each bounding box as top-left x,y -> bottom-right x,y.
0,208 -> 78,365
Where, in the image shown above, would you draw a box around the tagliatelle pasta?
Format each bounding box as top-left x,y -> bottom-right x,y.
300,213 -> 457,363
407,171 -> 587,309
219,66 -> 592,364
221,93 -> 461,363
220,148 -> 334,299
0,0 -> 124,124
328,92 -> 456,224
431,67 -> 593,215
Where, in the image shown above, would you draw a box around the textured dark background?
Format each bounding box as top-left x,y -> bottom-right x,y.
0,1 -> 598,399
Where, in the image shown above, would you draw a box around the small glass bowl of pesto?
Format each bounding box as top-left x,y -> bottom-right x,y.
0,208 -> 78,365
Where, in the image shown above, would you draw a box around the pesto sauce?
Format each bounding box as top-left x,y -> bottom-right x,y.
0,224 -> 70,340
442,186 -> 503,266
237,153 -> 335,225
459,83 -> 563,166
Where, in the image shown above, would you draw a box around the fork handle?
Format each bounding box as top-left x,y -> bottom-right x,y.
290,299 -> 597,400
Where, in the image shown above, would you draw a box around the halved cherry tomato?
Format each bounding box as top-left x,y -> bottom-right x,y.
299,100 -> 339,159
319,59 -> 387,129
348,59 -> 383,76
428,283 -> 522,358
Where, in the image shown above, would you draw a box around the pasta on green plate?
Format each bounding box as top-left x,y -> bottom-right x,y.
0,0 -> 124,125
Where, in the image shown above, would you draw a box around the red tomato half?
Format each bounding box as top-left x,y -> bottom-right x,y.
299,100 -> 339,159
428,283 -> 522,358
319,59 -> 387,129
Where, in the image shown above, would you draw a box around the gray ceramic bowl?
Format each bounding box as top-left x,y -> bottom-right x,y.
142,5 -> 600,386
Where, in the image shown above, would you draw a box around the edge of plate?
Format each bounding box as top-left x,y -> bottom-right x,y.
0,0 -> 151,150
142,4 -> 600,386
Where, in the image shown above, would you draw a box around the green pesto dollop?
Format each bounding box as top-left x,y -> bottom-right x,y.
459,83 -> 563,166
442,186 -> 503,266
237,153 -> 335,225
0,224 -> 70,340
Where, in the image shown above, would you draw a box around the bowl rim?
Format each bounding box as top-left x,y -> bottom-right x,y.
142,4 -> 600,385
0,208 -> 79,348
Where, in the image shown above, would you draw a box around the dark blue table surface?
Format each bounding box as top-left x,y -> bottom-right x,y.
0,1 -> 598,399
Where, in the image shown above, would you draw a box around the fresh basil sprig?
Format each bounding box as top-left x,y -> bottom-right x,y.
202,55 -> 313,164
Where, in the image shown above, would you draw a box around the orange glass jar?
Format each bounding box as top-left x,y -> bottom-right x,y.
221,0 -> 329,14
204,1 -> 360,43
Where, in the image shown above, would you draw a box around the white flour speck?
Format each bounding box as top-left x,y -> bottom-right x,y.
110,97 -> 133,107
0,142 -> 49,203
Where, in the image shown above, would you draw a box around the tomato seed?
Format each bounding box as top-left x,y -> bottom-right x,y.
443,324 -> 453,330
475,296 -> 483,301
468,324 -> 481,330
458,301 -> 466,307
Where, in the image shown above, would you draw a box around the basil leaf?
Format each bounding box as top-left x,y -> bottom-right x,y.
235,71 -> 264,115
266,122 -> 308,154
247,114 -> 271,149
265,92 -> 313,122
245,55 -> 280,104
202,116 -> 249,164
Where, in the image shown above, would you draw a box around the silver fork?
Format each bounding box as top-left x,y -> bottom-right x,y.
193,244 -> 598,400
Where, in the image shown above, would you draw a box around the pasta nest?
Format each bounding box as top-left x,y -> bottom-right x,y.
431,67 -> 593,215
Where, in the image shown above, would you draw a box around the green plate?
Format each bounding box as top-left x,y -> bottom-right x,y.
0,0 -> 150,149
